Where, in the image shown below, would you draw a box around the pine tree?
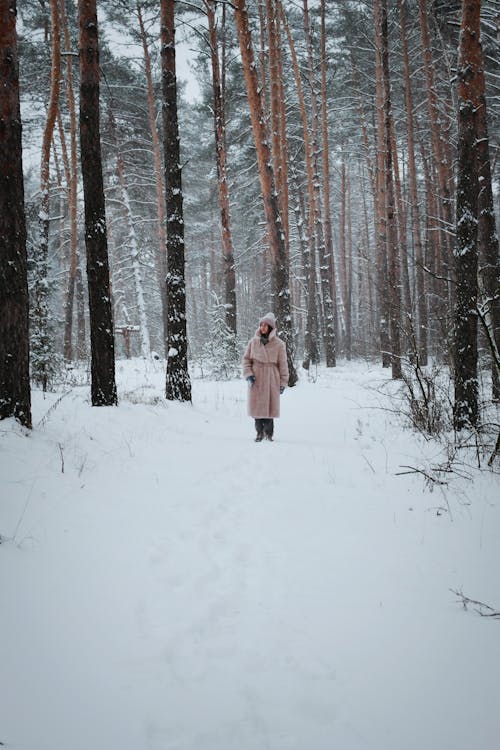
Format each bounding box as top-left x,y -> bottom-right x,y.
0,0 -> 32,428
161,0 -> 192,401
453,0 -> 481,429
78,0 -> 117,406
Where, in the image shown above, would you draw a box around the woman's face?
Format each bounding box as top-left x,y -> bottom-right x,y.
260,322 -> 270,335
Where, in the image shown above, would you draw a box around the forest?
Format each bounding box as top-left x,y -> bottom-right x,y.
1,3 -> 500,748
0,0 -> 499,438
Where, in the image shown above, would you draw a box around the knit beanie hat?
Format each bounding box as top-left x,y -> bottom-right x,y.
260,312 -> 276,330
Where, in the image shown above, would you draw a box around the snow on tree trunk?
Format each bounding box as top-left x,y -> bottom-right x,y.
108,107 -> 151,360
78,0 -> 117,406
475,32 -> 500,401
161,0 -> 192,402
0,0 -> 32,428
453,0 -> 481,430
302,0 -> 336,368
373,0 -> 391,369
32,0 -> 61,390
206,0 -> 237,346
61,0 -> 79,363
137,2 -> 169,357
320,0 -> 337,366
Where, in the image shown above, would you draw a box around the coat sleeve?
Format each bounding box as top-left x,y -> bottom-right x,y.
242,340 -> 254,379
278,341 -> 289,387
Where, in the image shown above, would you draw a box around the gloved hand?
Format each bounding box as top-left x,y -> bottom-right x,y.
247,375 -> 256,387
280,386 -> 285,394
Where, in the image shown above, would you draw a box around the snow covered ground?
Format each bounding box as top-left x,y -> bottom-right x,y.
1,359 -> 499,750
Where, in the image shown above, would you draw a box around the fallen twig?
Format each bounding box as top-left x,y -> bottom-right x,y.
450,588 -> 500,619
396,465 -> 449,486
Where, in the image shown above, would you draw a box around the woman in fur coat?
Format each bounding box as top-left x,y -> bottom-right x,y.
242,312 -> 289,441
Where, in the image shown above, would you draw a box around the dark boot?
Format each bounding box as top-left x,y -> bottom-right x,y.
264,418 -> 274,441
255,419 -> 265,441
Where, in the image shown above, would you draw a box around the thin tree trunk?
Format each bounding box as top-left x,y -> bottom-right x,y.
33,0 -> 61,390
390,115 -> 412,322
453,0 -> 481,429
302,0 -> 336,367
137,2 -> 168,355
320,0 -> 337,365
379,0 -> 402,378
475,29 -> 500,400
294,175 -> 319,369
76,264 -> 86,359
276,13 -> 290,253
0,0 -> 31,428
418,0 -> 453,308
399,0 -> 427,365
61,0 -> 79,362
206,0 -> 237,340
234,0 -> 297,385
340,160 -> 349,358
108,107 -> 151,359
373,0 -> 391,368
78,0 -> 117,406
161,0 -> 192,401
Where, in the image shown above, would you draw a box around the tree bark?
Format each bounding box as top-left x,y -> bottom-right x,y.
301,0 -> 336,368
373,0 -> 391,368
379,0 -> 402,379
137,1 -> 168,356
475,26 -> 500,400
453,0 -> 481,429
107,106 -> 151,359
399,0 -> 428,365
61,0 -> 79,363
32,0 -> 61,390
78,0 -> 117,406
418,0 -> 453,310
161,0 -> 192,401
320,0 -> 337,365
0,0 -> 31,428
206,0 -> 237,340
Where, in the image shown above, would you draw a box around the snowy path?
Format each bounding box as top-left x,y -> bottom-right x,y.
1,361 -> 499,750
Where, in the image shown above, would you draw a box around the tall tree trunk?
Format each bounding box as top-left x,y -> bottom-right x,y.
108,107 -> 151,359
0,0 -> 31,428
475,29 -> 500,400
320,0 -> 337,365
61,0 -> 79,363
453,0 -> 481,429
418,0 -> 453,311
302,0 -> 336,367
340,160 -> 350,358
379,0 -> 402,379
373,0 -> 391,368
234,0 -> 297,385
137,2 -> 168,355
161,0 -> 192,401
206,0 -> 237,341
33,0 -> 61,390
390,115 -> 412,323
399,0 -> 428,365
276,13 -> 290,253
76,264 -> 86,358
78,0 -> 117,406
